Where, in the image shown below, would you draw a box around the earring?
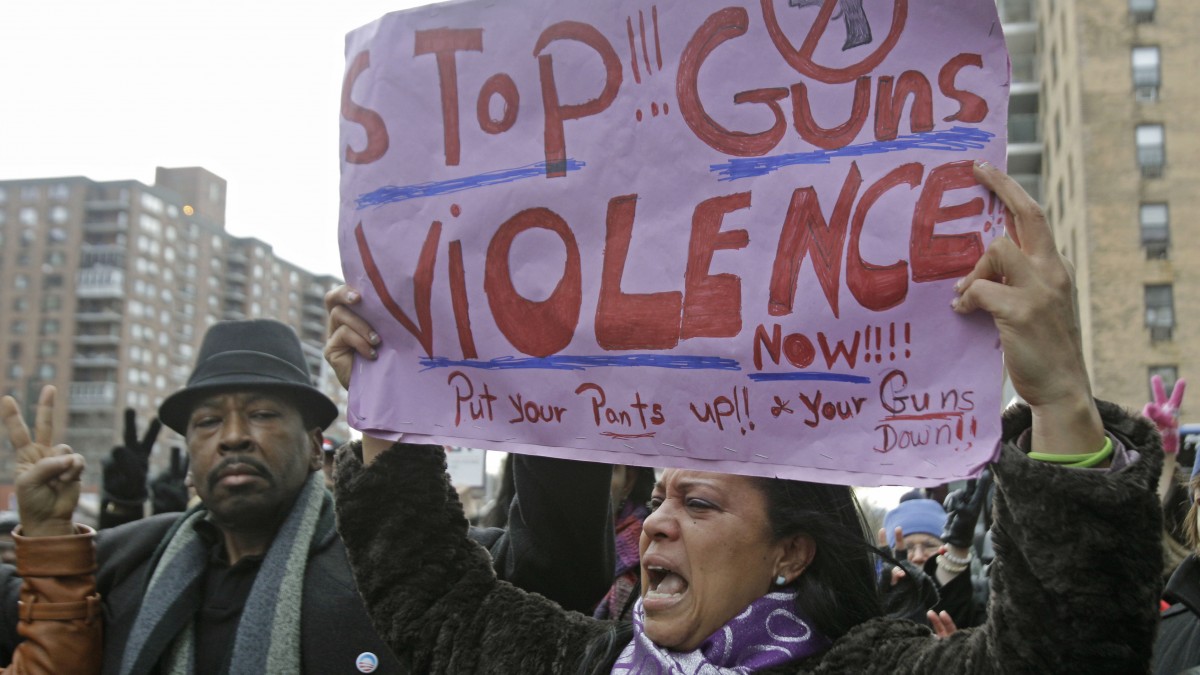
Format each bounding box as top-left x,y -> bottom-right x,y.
774,574 -> 787,586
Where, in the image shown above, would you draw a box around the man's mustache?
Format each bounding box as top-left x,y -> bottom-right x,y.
207,456 -> 274,491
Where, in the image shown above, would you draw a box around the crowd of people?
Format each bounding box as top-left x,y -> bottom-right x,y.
0,160 -> 1191,672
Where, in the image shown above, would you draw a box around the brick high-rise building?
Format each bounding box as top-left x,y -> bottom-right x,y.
1036,0 -> 1200,416
0,167 -> 347,486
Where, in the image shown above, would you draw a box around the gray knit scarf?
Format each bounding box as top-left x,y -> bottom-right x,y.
118,471 -> 328,675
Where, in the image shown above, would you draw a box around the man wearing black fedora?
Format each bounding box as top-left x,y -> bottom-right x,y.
0,318 -> 614,674
50,318 -> 406,674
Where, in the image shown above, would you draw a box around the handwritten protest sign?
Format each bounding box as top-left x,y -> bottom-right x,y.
339,0 -> 1010,486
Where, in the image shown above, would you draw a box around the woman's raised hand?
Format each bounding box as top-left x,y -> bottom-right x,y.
0,386 -> 84,537
324,284 -> 381,392
952,161 -> 1104,457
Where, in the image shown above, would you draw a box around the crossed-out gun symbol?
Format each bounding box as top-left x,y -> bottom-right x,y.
789,0 -> 873,50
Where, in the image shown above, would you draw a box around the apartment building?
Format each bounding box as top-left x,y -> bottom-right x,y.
0,167 -> 347,485
1036,0 -> 1200,416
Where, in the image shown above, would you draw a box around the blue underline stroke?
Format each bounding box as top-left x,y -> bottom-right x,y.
355,159 -> 586,209
710,126 -> 995,181
747,372 -> 871,384
419,354 -> 742,372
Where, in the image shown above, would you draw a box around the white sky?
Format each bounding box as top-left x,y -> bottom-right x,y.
0,0 -> 443,278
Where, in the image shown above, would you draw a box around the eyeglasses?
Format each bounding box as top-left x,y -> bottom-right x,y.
902,541 -> 942,556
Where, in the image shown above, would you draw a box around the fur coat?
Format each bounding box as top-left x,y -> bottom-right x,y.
334,400 -> 1163,674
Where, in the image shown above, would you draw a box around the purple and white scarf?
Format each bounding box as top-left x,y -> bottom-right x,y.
611,590 -> 830,674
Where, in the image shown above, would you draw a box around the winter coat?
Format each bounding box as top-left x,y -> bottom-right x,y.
0,454 -> 613,674
334,400 -> 1164,674
4,526 -> 102,674
1155,553 -> 1200,674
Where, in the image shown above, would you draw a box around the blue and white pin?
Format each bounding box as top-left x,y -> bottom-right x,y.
356,651 -> 379,673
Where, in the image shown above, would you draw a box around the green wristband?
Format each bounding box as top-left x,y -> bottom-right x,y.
1028,436 -> 1114,468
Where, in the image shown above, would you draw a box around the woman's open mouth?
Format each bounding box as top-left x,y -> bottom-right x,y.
644,564 -> 689,610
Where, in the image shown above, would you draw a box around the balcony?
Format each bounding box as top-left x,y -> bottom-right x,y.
81,244 -> 126,269
74,332 -> 121,346
82,216 -> 127,235
997,0 -> 1034,24
1010,52 -> 1039,87
84,198 -> 127,211
302,318 -> 326,337
304,283 -> 326,301
76,268 -> 124,298
68,382 -> 117,410
1008,113 -> 1040,144
72,354 -> 120,368
75,310 -> 123,323
1013,174 -> 1042,205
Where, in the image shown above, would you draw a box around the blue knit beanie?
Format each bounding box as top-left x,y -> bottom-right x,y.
883,499 -> 947,548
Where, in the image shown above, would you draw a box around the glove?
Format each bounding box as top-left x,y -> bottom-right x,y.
101,408 -> 161,505
150,446 -> 190,514
941,469 -> 992,550
1143,375 -> 1186,455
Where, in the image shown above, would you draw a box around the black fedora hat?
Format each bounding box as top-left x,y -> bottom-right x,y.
158,319 -> 338,434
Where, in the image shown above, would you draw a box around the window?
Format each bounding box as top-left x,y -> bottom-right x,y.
1130,0 -> 1156,23
41,295 -> 62,312
38,341 -> 57,358
1132,46 -> 1160,102
39,319 -> 59,336
18,207 -> 36,226
1140,203 -> 1169,258
36,363 -> 55,381
1149,366 -> 1178,399
139,214 -> 162,236
1136,124 -> 1165,177
1145,284 -> 1174,342
140,192 -> 164,214
6,364 -> 21,380
48,205 -> 69,225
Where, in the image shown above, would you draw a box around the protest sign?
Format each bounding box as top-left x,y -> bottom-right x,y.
339,0 -> 1010,486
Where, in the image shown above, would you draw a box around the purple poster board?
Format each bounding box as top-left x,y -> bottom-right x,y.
339,0 -> 1010,486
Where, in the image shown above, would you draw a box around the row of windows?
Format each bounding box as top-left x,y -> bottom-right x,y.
5,363 -> 56,382
10,274 -> 65,291
0,185 -> 71,204
7,319 -> 61,337
10,295 -> 63,313
1129,3 -> 1174,374
0,205 -> 72,228
6,342 -> 57,361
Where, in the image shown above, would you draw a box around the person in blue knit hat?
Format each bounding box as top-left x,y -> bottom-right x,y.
882,499 -> 947,568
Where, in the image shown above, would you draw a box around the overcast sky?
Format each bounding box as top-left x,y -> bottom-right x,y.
1,0 -> 443,278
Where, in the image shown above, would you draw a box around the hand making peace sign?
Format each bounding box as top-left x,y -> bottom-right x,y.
0,386 -> 85,537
